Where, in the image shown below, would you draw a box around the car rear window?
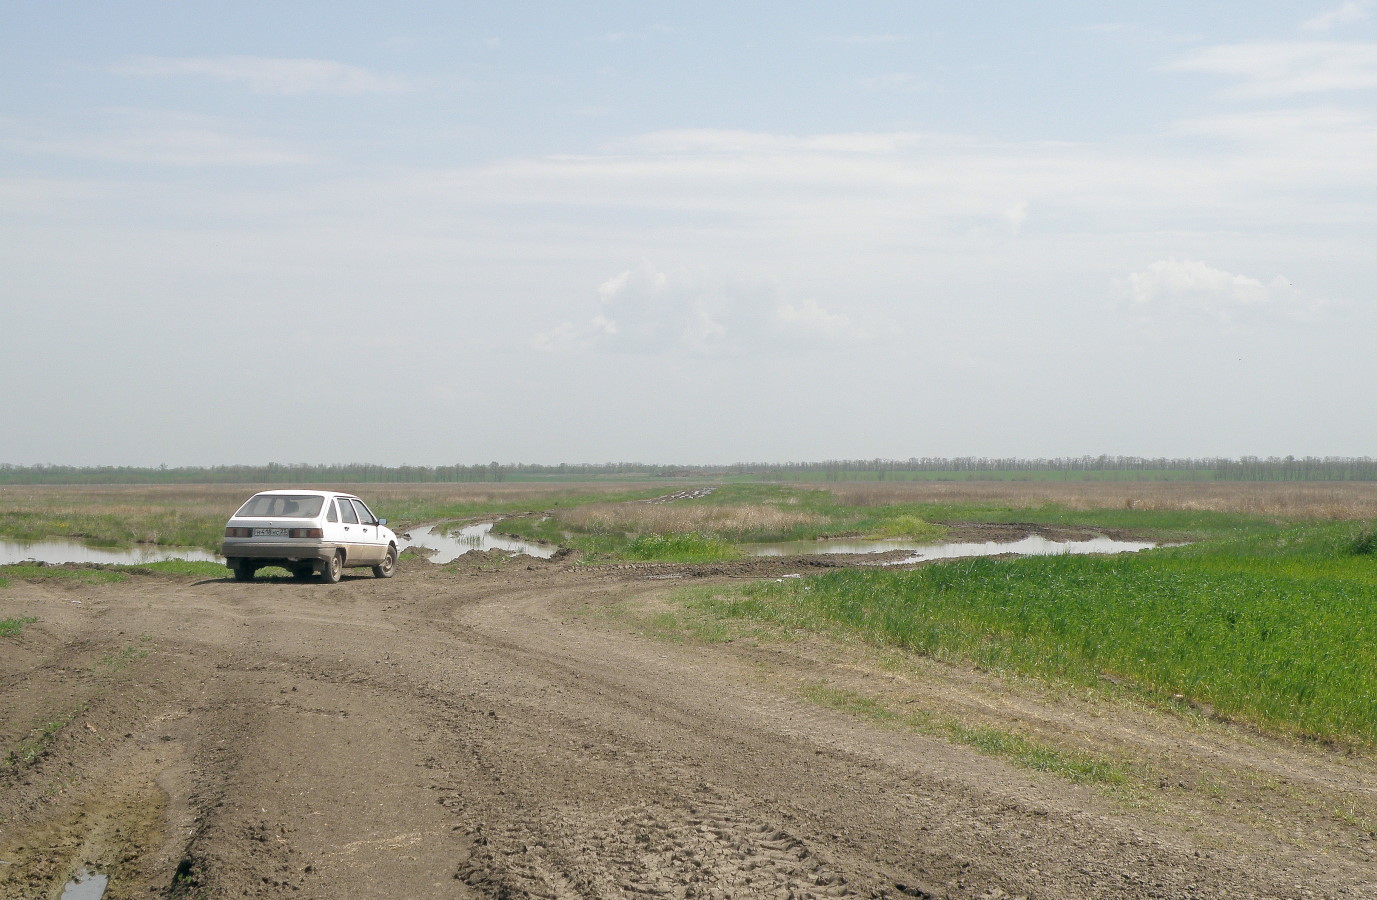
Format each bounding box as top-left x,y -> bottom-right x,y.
235,494 -> 325,518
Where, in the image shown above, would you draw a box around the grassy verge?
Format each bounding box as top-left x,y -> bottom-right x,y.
801,683 -> 1135,789
0,560 -> 232,587
587,595 -> 1136,790
0,564 -> 128,585
0,616 -> 37,637
114,560 -> 229,577
681,521 -> 1377,747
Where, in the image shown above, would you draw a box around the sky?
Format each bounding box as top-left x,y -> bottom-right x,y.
2,1 -> 1376,466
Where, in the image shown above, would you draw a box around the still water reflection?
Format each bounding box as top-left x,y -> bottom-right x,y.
61,869 -> 108,900
400,523 -> 556,563
0,538 -> 221,566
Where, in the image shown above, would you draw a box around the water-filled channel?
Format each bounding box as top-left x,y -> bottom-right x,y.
746,534 -> 1157,562
399,523 -> 557,563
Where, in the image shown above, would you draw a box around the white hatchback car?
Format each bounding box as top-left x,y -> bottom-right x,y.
221,490 -> 399,583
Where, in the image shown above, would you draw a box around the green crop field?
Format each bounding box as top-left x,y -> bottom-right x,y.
679,521 -> 1377,746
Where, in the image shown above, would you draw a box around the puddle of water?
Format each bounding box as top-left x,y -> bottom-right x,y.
61,868 -> 108,900
747,534 -> 1157,561
400,523 -> 556,563
896,535 -> 1157,563
0,538 -> 222,566
747,538 -> 950,556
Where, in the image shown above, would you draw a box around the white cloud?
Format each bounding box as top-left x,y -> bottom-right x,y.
1168,41 -> 1377,97
1003,201 -> 1029,234
536,262 -> 863,355
1117,258 -> 1320,322
0,109 -> 310,166
114,55 -> 419,95
426,118 -> 1376,261
1303,1 -> 1373,31
775,299 -> 857,336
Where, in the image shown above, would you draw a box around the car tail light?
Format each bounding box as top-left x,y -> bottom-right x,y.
225,527 -> 251,538
290,528 -> 324,539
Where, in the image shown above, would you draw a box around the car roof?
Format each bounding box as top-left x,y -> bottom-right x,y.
247,489 -> 359,499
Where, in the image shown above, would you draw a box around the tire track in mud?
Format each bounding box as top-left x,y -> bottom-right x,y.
400,586 -> 962,900
453,792 -> 859,900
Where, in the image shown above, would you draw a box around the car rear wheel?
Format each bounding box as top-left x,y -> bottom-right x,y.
372,545 -> 397,578
319,551 -> 343,584
232,562 -> 256,582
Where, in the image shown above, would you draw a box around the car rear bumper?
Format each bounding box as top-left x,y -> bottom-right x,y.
221,541 -> 340,562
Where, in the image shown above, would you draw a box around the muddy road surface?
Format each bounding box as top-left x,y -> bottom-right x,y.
2,557 -> 1374,899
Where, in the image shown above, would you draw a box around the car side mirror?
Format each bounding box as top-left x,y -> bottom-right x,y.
377,518 -> 387,525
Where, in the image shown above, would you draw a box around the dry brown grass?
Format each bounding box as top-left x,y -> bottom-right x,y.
823,481 -> 1377,520
556,501 -> 823,537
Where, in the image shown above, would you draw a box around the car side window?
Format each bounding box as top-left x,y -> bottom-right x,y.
327,501 -> 338,523
351,500 -> 375,524
338,499 -> 359,524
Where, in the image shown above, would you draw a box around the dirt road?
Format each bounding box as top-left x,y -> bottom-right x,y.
2,556 -> 1374,899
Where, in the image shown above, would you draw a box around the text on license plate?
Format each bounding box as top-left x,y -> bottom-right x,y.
254,528 -> 288,537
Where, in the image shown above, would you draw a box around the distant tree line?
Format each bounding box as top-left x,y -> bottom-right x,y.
731,456 -> 1377,482
3,456 -> 1377,484
0,461 -> 687,485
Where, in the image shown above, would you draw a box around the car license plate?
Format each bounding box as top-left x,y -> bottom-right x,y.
255,528 -> 288,537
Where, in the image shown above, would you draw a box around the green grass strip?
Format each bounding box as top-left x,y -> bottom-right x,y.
0,616 -> 37,637
4,704 -> 85,771
114,560 -> 230,577
801,684 -> 1132,787
0,564 -> 128,584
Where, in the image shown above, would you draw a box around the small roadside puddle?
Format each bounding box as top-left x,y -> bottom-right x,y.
0,537 -> 221,566
400,523 -> 557,563
61,868 -> 108,900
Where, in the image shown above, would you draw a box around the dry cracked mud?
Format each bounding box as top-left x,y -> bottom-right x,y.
2,555 -> 1375,899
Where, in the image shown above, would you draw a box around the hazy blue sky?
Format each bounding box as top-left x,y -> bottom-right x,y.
3,2 -> 1375,465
